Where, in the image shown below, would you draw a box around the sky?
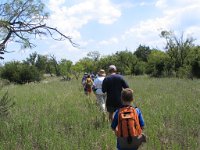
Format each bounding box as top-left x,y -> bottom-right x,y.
3,0 -> 200,64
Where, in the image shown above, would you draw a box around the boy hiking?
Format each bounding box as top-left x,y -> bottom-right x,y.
111,88 -> 146,150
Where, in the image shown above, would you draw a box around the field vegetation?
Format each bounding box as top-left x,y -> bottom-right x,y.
0,76 -> 199,150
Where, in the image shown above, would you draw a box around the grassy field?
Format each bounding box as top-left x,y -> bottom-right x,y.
0,76 -> 199,150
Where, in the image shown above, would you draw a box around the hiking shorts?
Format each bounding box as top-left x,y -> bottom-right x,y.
106,106 -> 118,113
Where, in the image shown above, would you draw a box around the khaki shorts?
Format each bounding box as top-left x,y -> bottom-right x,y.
106,106 -> 118,113
117,134 -> 146,149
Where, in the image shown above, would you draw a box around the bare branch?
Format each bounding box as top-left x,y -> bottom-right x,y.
0,0 -> 78,59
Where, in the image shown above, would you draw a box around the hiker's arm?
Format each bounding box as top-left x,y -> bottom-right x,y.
136,108 -> 145,128
121,76 -> 129,88
111,110 -> 119,130
102,79 -> 107,93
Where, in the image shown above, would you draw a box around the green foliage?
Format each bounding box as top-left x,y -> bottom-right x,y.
96,50 -> 138,75
114,51 -> 137,75
0,91 -> 15,118
185,46 -> 200,78
96,55 -> 116,72
134,45 -> 151,62
146,50 -> 168,77
0,61 -> 21,82
160,30 -> 195,71
19,64 -> 41,83
87,51 -> 100,61
59,59 -> 73,80
78,57 -> 95,73
35,55 -> 48,73
134,61 -> 147,75
176,65 -> 192,78
23,52 -> 38,66
71,62 -> 84,80
0,61 -> 41,83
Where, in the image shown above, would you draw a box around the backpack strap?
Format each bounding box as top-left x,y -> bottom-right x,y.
126,109 -> 132,144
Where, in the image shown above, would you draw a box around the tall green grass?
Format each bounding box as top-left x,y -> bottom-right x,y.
0,76 -> 199,150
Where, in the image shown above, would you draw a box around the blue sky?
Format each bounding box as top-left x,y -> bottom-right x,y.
3,0 -> 200,64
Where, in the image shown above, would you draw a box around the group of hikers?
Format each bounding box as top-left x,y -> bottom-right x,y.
81,65 -> 146,150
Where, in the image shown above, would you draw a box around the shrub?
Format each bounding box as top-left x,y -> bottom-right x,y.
176,65 -> 192,78
19,64 -> 41,83
1,61 -> 41,84
134,61 -> 147,75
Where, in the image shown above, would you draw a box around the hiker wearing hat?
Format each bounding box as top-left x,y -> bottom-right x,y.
93,69 -> 106,112
102,65 -> 129,121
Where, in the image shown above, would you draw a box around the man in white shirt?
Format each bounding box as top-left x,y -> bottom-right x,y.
93,69 -> 106,112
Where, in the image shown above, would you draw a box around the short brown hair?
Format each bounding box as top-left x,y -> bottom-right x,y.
121,88 -> 134,102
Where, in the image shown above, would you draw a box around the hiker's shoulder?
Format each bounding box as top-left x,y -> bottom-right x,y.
124,105 -> 141,113
113,109 -> 120,116
134,106 -> 143,115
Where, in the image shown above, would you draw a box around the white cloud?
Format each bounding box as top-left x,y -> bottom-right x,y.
96,0 -> 121,24
118,0 -> 200,51
47,0 -> 121,39
155,0 -> 167,9
99,37 -> 119,45
139,1 -> 154,7
185,26 -> 200,44
120,16 -> 173,50
42,0 -> 122,61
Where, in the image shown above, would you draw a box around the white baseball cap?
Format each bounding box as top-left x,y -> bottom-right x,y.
108,65 -> 117,71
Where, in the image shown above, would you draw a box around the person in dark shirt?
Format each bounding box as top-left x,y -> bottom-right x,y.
102,65 -> 129,121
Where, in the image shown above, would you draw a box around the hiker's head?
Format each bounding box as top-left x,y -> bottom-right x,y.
108,65 -> 117,73
98,69 -> 106,77
121,88 -> 134,102
87,74 -> 91,78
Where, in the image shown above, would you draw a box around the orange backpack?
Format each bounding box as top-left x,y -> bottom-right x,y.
116,106 -> 142,139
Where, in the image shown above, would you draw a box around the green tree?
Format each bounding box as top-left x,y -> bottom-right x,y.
114,50 -> 137,75
0,0 -> 77,59
46,59 -> 56,76
147,49 -> 169,77
87,51 -> 100,72
50,55 -> 60,76
0,61 -> 41,83
59,59 -> 73,80
185,46 -> 200,78
71,62 -> 84,80
87,51 -> 100,62
78,57 -> 94,73
134,45 -> 151,62
96,55 -> 117,73
23,52 -> 38,66
134,61 -> 147,75
35,54 -> 48,73
160,30 -> 195,71
19,64 -> 41,83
